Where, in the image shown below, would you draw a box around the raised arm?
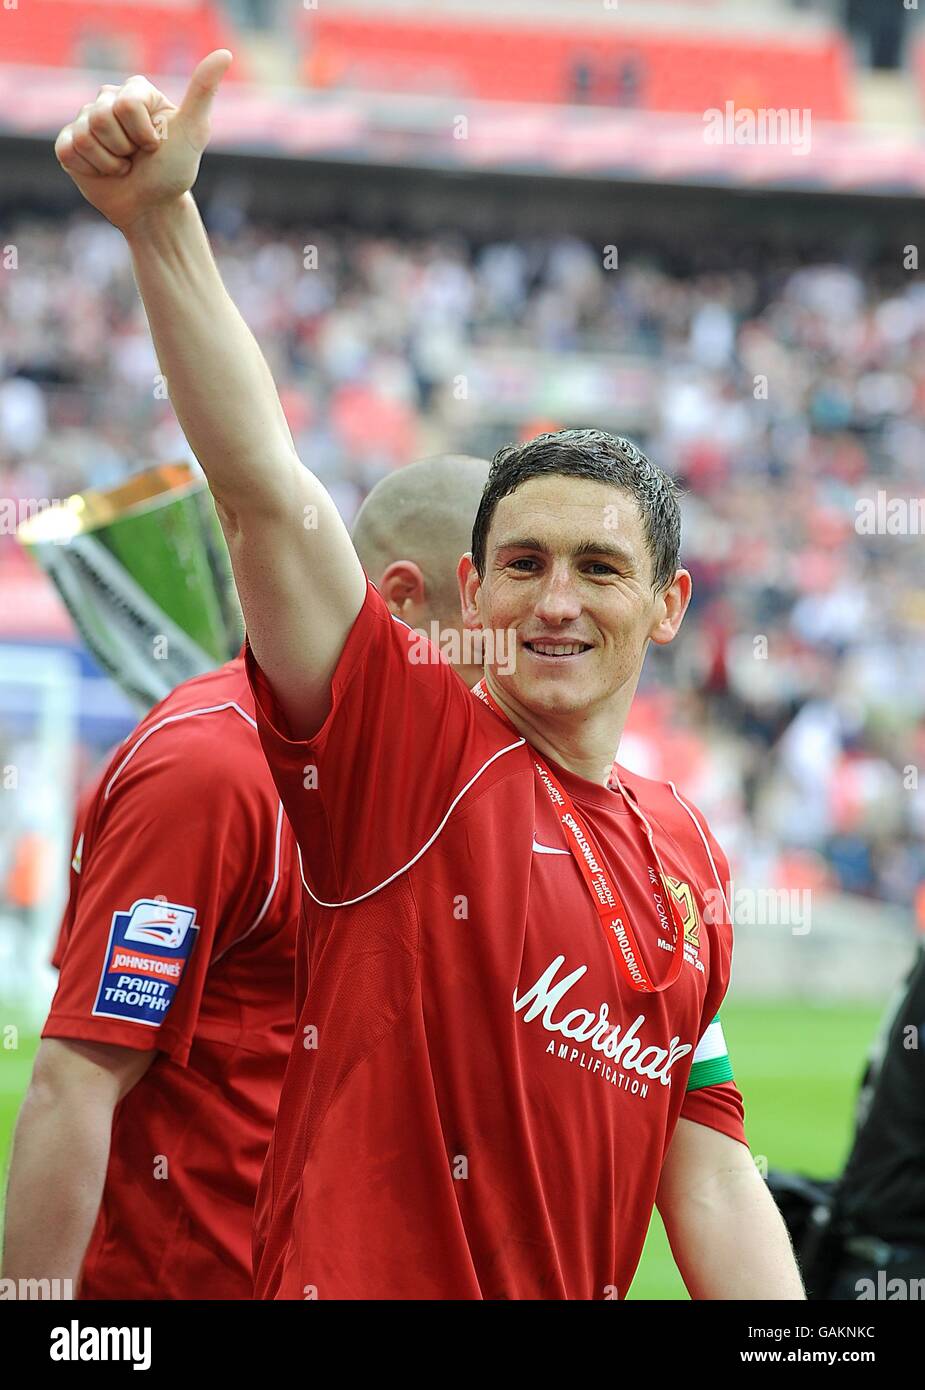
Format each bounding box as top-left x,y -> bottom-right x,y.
54,51 -> 366,737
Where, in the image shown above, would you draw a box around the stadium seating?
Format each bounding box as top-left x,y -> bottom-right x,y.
0,0 -> 242,78
300,13 -> 854,119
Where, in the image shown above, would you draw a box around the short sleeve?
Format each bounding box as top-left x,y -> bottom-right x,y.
680,1014 -> 748,1145
43,728 -> 272,1066
244,577 -> 495,905
675,813 -> 748,1147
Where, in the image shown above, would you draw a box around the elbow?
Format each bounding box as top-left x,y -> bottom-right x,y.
214,493 -> 243,542
212,453 -> 307,538
26,1039 -> 132,1113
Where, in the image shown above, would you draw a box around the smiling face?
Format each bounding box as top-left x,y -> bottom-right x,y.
461,473 -> 690,727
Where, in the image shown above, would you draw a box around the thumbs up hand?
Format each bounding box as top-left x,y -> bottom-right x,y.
54,50 -> 232,233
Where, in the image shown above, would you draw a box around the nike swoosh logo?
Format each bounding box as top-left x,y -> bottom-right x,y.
532,838 -> 570,855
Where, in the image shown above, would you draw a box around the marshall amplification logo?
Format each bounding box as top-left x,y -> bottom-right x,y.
513,955 -> 693,1095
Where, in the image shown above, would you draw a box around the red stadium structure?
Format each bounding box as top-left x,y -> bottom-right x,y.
299,10 -> 854,119
0,0 -> 243,78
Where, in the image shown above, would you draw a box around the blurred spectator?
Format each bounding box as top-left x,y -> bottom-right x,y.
843,0 -> 910,71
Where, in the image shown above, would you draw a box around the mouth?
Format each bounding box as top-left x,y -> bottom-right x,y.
522,640 -> 594,663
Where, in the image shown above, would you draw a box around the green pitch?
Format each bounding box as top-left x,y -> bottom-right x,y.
0,1001 -> 880,1296
0,1014 -> 40,1240
627,1001 -> 881,1299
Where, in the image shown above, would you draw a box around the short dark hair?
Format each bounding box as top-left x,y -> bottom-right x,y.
470,429 -> 682,594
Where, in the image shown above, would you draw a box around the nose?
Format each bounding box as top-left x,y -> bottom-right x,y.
533,561 -> 582,625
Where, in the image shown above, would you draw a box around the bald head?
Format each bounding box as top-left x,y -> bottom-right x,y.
352,455 -> 489,617
351,454 -> 490,685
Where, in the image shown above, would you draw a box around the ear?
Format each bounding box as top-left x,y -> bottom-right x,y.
378,560 -> 426,617
649,568 -> 692,646
458,553 -> 482,629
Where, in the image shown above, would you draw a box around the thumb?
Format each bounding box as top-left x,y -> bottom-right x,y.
178,49 -> 232,129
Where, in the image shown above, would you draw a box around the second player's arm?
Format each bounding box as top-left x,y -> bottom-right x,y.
1,1039 -> 153,1286
125,195 -> 365,736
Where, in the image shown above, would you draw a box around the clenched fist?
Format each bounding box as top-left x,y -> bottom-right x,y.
54,49 -> 232,234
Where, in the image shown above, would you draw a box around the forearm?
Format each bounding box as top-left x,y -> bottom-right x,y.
663,1166 -> 806,1300
1,1085 -> 114,1286
125,193 -> 302,520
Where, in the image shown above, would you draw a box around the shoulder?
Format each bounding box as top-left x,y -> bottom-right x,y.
618,766 -> 730,882
618,766 -> 707,831
140,655 -> 257,732
100,659 -> 272,807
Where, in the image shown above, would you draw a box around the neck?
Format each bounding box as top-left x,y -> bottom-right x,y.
480,675 -> 632,789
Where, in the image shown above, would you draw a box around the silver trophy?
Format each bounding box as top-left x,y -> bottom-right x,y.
18,462 -> 243,712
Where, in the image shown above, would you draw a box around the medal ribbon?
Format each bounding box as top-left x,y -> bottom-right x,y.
472,679 -> 685,994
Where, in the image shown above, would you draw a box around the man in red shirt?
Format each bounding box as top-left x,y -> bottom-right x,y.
1,454 -> 489,1299
51,53 -> 804,1299
244,475 -> 755,1299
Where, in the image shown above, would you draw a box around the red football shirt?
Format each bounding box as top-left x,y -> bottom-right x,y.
43,658 -> 301,1300
246,579 -> 748,1300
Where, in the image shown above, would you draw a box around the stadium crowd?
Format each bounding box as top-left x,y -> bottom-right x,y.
1,209 -> 924,916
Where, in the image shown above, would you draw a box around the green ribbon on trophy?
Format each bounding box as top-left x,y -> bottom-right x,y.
17,462 -> 243,712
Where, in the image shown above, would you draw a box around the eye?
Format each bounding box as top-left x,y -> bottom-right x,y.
585,562 -> 618,576
508,557 -> 539,572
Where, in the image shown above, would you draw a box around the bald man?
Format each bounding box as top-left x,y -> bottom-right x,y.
352,455 -> 490,688
3,453 -> 489,1300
